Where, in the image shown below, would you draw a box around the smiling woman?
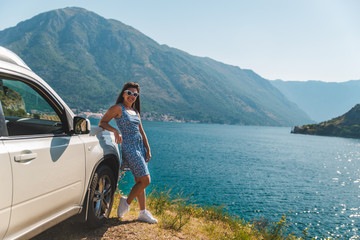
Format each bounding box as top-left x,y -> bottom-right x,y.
99,82 -> 157,224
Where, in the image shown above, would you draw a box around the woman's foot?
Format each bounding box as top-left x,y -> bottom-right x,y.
138,210 -> 158,224
117,197 -> 130,218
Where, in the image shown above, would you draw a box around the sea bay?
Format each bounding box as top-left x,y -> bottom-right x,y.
91,119 -> 360,238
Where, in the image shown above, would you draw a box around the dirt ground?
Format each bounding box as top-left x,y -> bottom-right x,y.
30,189 -> 215,240
31,211 -> 192,240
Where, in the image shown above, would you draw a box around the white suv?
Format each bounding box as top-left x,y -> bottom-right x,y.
0,47 -> 120,240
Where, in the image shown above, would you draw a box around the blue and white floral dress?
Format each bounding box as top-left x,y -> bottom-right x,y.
114,103 -> 149,178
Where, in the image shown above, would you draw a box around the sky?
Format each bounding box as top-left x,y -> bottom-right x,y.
1,0 -> 359,82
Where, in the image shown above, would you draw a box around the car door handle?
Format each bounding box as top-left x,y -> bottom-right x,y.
14,152 -> 37,163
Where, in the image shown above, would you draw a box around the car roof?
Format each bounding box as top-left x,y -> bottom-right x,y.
0,46 -> 31,70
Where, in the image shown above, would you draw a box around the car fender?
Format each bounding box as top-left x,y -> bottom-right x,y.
78,126 -> 120,220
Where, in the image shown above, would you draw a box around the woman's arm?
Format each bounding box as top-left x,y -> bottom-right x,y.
139,116 -> 151,162
99,105 -> 123,144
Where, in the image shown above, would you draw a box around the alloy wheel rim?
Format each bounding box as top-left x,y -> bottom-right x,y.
93,175 -> 112,218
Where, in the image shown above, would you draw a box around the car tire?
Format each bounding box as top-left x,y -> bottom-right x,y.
86,165 -> 116,228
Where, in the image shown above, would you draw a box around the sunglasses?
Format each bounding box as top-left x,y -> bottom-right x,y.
124,90 -> 139,97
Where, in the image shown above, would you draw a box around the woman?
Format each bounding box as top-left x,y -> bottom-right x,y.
99,82 -> 157,224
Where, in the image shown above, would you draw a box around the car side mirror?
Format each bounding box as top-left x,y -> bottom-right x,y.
74,116 -> 90,134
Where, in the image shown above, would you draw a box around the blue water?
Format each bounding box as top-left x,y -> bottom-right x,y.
91,119 -> 360,238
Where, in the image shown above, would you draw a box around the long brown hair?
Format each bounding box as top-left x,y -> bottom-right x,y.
116,82 -> 141,113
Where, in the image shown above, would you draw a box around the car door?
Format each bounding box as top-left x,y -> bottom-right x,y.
0,78 -> 86,239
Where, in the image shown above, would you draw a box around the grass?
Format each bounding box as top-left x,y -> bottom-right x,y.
113,187 -> 300,240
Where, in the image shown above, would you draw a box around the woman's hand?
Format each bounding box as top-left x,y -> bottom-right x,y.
114,131 -> 123,144
145,150 -> 152,163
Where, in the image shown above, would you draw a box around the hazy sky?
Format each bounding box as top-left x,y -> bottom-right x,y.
1,0 -> 359,82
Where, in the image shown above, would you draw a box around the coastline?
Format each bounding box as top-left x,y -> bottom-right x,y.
74,109 -> 197,123
32,191 -> 295,240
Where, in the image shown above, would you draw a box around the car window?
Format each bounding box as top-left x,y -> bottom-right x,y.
0,78 -> 64,136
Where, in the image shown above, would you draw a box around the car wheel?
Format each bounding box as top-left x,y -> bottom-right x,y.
86,165 -> 116,228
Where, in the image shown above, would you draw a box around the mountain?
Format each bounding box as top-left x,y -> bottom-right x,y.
292,104 -> 360,138
271,80 -> 360,122
0,87 -> 26,117
0,7 -> 312,126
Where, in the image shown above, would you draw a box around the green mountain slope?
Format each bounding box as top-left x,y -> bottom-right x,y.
292,104 -> 360,138
0,7 -> 312,126
271,80 -> 360,122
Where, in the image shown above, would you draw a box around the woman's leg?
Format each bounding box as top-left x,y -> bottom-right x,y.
125,175 -> 157,223
126,175 -> 150,208
136,187 -> 146,210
